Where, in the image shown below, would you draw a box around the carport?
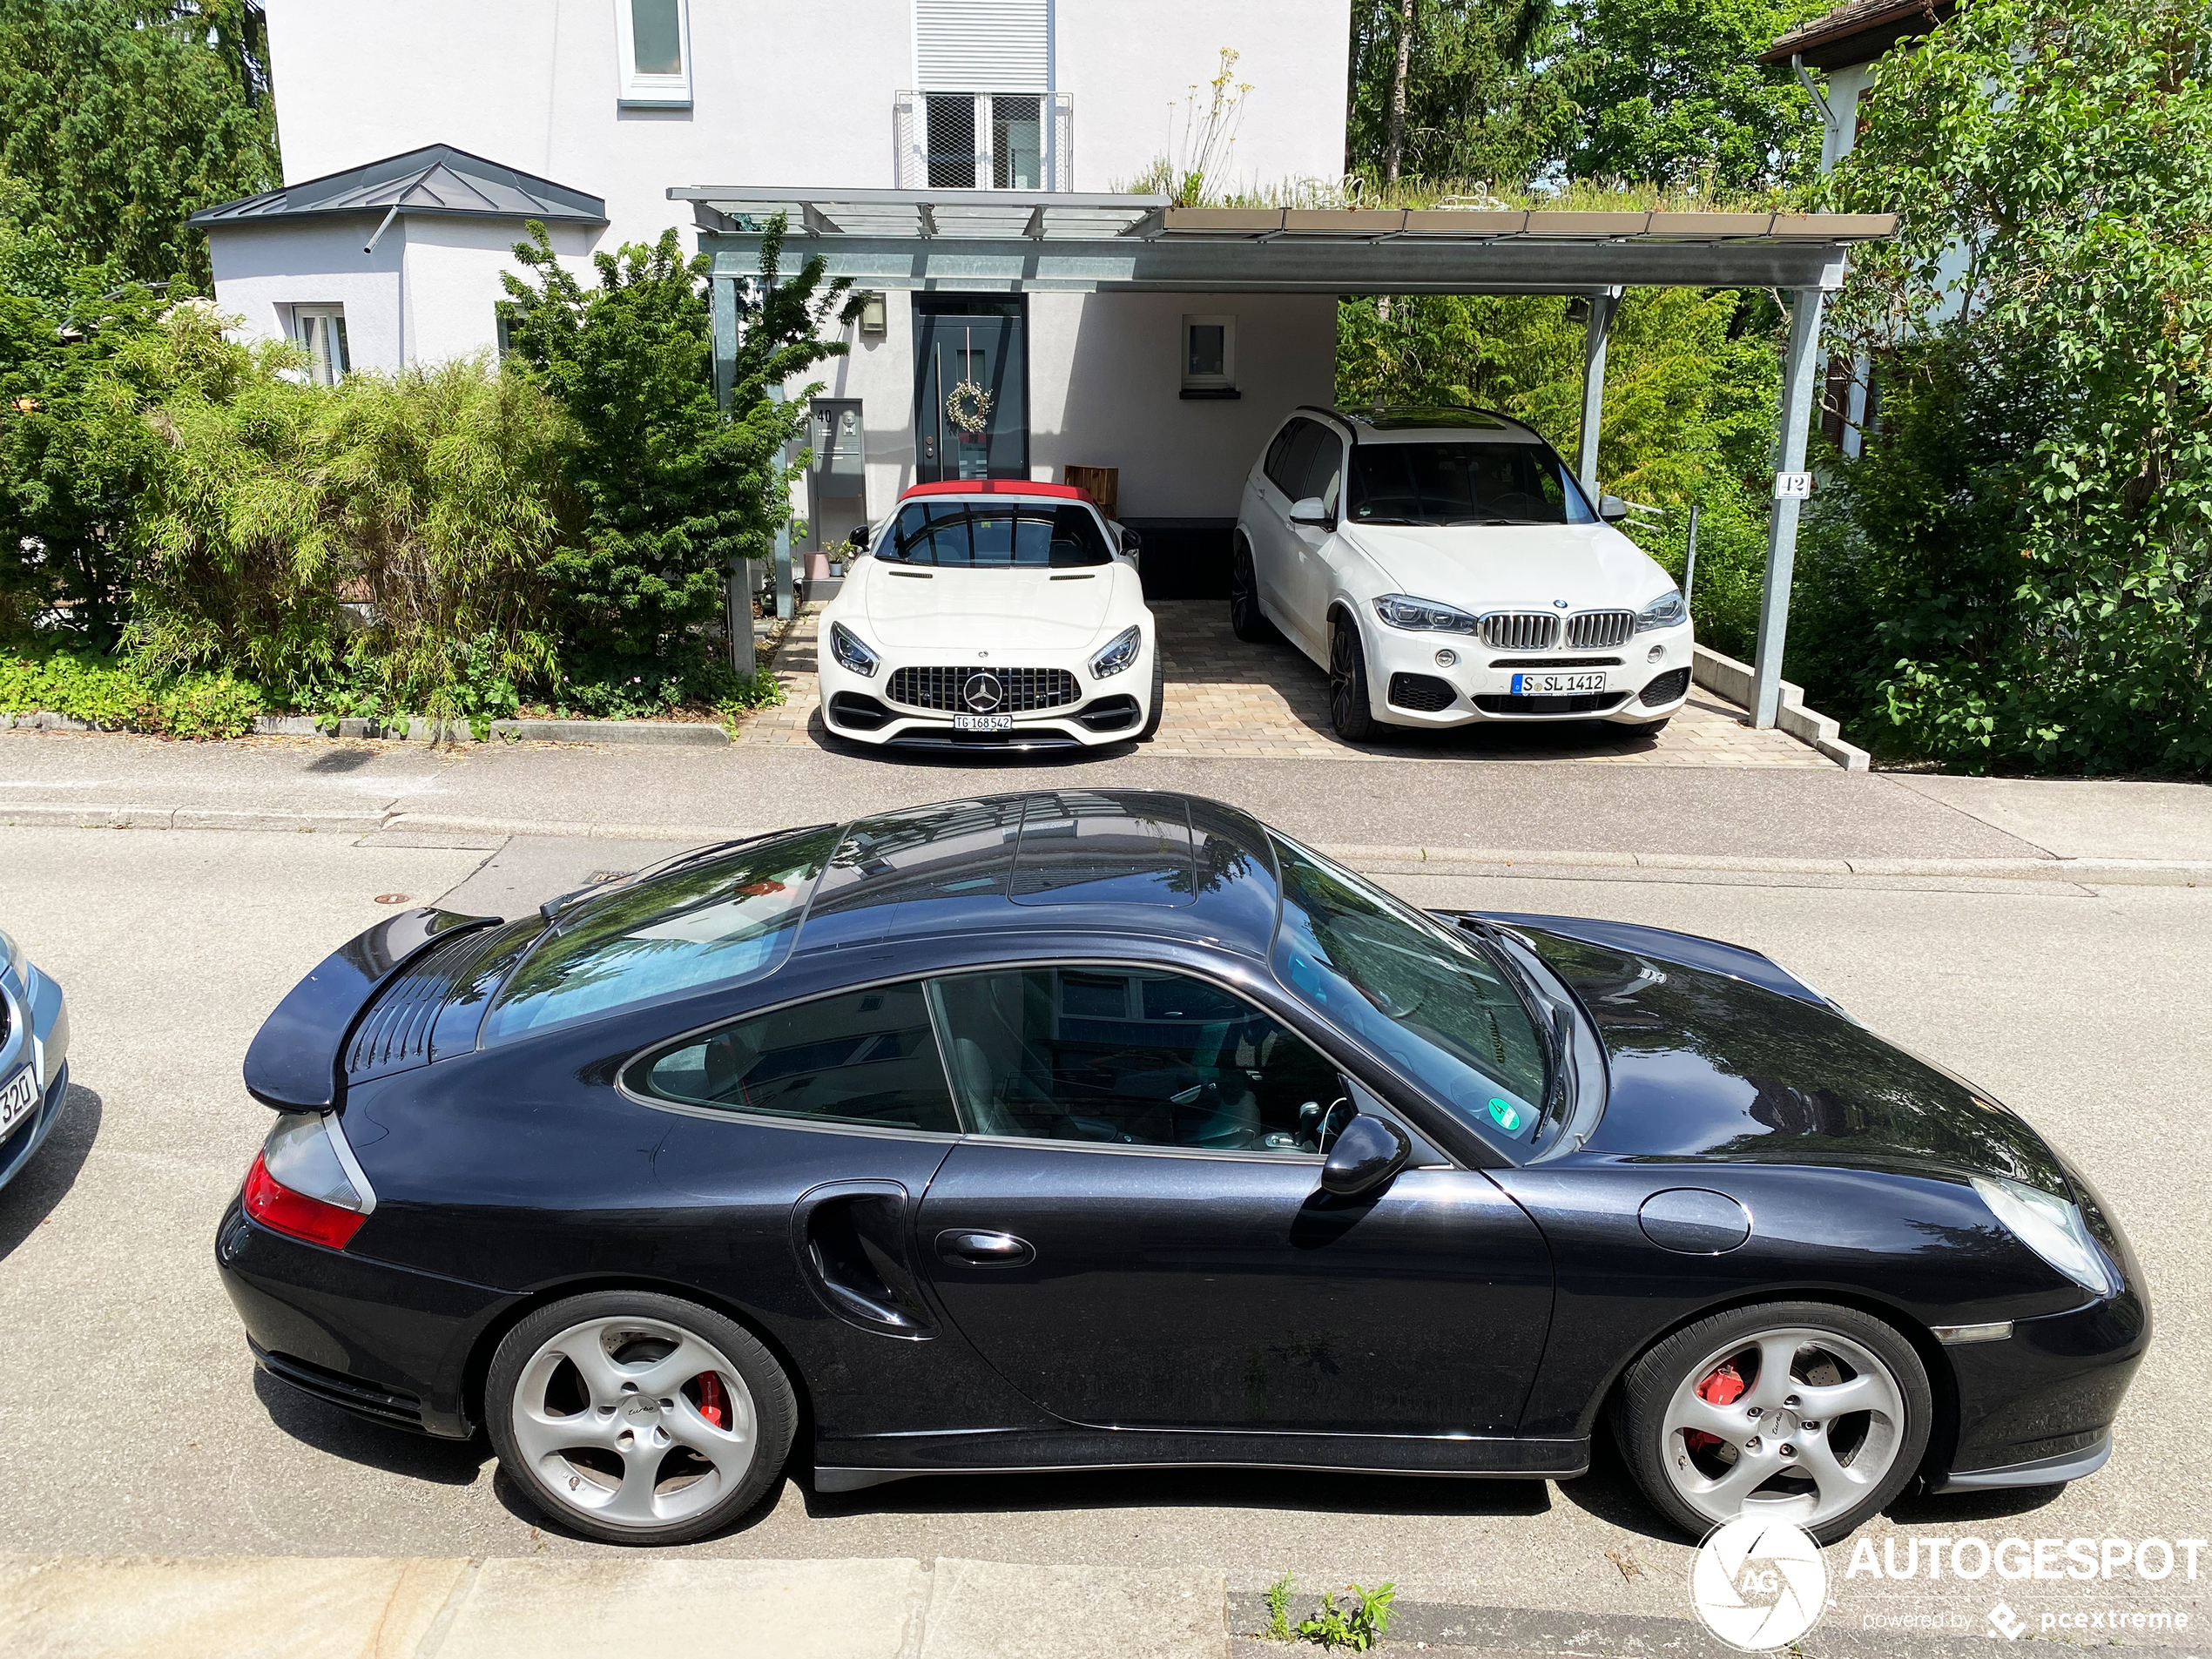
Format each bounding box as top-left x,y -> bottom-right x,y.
674,189 -> 1892,730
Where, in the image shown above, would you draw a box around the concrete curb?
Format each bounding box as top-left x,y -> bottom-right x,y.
2,804 -> 2205,884
5,710 -> 732,746
1692,644 -> 1871,772
0,1554 -> 1228,1659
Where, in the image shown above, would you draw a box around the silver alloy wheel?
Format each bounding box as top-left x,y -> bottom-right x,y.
509,1314 -> 758,1531
1661,1325 -> 1906,1530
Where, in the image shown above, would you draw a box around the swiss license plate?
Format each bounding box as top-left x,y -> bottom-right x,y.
0,1064 -> 36,1143
1511,671 -> 1608,695
953,714 -> 1012,733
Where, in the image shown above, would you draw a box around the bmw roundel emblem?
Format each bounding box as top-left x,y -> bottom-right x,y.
963,672 -> 1004,712
1554,598 -> 1569,609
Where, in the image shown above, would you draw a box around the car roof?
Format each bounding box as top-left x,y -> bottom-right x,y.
897,481 -> 1096,505
1297,405 -> 1547,445
793,790 -> 1283,959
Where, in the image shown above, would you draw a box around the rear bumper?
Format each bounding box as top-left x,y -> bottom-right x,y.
1936,1290 -> 2148,1487
215,1197 -> 509,1439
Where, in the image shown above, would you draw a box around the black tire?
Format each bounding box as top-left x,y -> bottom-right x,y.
486,1290 -> 797,1546
1136,637 -> 1166,741
1327,613 -> 1379,743
1614,1300 -> 1932,1546
1229,537 -> 1278,642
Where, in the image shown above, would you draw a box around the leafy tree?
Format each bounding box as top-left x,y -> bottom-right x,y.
1797,0 -> 2212,773
1565,0 -> 1824,191
1347,0 -> 1576,187
0,0 -> 280,287
497,218 -> 858,707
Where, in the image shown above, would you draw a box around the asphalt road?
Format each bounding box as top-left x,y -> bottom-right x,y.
0,825 -> 2203,1642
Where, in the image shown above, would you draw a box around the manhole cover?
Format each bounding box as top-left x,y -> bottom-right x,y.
374,893 -> 413,905
585,870 -> 631,885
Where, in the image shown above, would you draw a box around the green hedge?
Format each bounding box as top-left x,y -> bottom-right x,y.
0,650 -> 262,739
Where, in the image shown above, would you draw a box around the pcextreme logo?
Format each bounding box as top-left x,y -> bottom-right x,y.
1689,1514 -> 1829,1652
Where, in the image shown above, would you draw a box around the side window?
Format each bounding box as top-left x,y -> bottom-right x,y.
930,967 -> 1345,1154
1268,419 -> 1324,497
628,981 -> 960,1134
1300,429 -> 1345,512
1262,421 -> 1298,488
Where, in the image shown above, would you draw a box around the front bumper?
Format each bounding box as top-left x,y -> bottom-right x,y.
1362,619 -> 1695,728
818,632 -> 1156,750
0,961 -> 71,1190
1933,1288 -> 2148,1488
216,1197 -> 510,1439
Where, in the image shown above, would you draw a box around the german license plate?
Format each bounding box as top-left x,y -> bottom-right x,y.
953,714 -> 1012,733
1511,671 -> 1608,695
0,1064 -> 36,1143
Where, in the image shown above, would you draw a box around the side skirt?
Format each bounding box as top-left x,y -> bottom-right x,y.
814,1428 -> 1588,1493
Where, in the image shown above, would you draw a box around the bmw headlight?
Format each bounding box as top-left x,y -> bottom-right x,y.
1635,590 -> 1689,633
828,621 -> 879,678
1972,1176 -> 2117,1296
1089,624 -> 1143,679
1373,594 -> 1479,633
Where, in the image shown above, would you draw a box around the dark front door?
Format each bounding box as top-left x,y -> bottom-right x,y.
913,963 -> 1555,1437
914,297 -> 1028,482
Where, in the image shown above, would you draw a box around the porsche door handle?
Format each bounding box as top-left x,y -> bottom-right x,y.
935,1229 -> 1035,1268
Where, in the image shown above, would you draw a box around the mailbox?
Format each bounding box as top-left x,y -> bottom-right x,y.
809,399 -> 866,498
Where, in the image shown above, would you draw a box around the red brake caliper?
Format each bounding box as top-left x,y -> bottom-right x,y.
1686,1359 -> 1745,1453
696,1372 -> 727,1429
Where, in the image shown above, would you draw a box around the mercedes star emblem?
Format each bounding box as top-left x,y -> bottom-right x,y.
963,672 -> 1004,712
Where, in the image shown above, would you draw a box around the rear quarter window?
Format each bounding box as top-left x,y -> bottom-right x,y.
481,827 -> 842,1045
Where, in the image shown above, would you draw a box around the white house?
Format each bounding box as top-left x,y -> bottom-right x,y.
194,0 -> 1354,557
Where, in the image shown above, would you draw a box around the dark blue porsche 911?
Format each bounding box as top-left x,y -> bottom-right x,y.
217,790 -> 2146,1546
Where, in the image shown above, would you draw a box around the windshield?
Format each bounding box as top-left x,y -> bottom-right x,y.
1347,441 -> 1595,527
1269,833 -> 1548,1142
482,826 -> 841,1045
881,500 -> 1113,567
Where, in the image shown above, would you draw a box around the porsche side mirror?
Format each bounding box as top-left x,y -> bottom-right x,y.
1289,496 -> 1332,529
1320,1113 -> 1411,1197
1598,494 -> 1630,523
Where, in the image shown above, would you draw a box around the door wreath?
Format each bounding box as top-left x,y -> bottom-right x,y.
946,377 -> 994,436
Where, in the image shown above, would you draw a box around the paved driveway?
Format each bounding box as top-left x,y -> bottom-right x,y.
743,601 -> 1831,766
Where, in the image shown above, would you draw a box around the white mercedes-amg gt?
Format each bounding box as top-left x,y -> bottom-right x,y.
1232,406 -> 1695,742
817,482 -> 1161,751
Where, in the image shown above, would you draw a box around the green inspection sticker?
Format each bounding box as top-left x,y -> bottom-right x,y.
1488,1097 -> 1523,1132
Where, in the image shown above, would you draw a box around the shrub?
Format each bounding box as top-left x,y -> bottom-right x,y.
0,648 -> 261,739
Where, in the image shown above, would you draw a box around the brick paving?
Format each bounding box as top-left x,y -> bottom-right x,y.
734,598 -> 1832,767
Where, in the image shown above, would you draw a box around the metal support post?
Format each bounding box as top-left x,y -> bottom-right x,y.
1682,502 -> 1700,609
768,380 -> 794,621
728,558 -> 757,676
1575,287 -> 1622,495
1751,286 -> 1829,729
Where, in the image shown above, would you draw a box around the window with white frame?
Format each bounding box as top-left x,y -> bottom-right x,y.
898,0 -> 1065,190
1181,314 -> 1237,397
616,0 -> 691,108
288,306 -> 350,386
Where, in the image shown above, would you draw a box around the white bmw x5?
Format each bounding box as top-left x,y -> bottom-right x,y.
1232,406 -> 1694,741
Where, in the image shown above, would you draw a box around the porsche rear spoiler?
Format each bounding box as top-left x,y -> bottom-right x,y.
242,907 -> 502,1111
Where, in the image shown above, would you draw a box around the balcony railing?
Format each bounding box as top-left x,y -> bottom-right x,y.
894,91 -> 1072,192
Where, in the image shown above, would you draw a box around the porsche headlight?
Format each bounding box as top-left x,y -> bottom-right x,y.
1635,590 -> 1689,633
1972,1176 -> 2117,1296
828,621 -> 879,678
1089,624 -> 1143,679
1373,594 -> 1479,633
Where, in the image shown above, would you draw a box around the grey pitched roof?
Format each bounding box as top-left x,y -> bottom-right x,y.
189,145 -> 607,230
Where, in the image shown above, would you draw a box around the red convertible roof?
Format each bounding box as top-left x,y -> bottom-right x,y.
898,480 -> 1091,503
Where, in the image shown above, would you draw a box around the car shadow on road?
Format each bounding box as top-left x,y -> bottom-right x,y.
1885,1481 -> 2069,1527
799,1464 -> 1556,1524
251,1370 -> 488,1487
1546,1430 -> 1683,1544
0,1082 -> 101,1264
